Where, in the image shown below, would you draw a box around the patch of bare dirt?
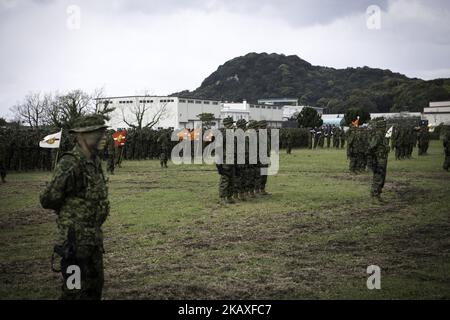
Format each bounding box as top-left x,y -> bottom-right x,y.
0,208 -> 55,230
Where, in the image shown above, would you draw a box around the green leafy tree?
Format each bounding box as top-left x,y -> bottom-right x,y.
296,107 -> 323,128
344,108 -> 371,126
197,113 -> 216,130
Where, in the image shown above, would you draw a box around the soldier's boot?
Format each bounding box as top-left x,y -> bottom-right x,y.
260,189 -> 271,196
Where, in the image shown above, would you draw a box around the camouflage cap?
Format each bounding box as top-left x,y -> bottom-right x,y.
69,114 -> 108,133
258,120 -> 268,129
236,119 -> 248,129
222,117 -> 234,128
247,120 -> 258,129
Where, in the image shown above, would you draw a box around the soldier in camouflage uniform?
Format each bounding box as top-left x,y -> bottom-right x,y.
368,119 -> 390,201
347,126 -> 359,173
157,130 -> 170,168
363,126 -> 373,172
234,119 -> 248,201
313,127 -> 321,149
246,120 -> 259,198
40,114 -> 110,300
105,130 -> 116,174
285,129 -> 294,154
443,125 -> 450,171
256,120 -> 271,196
0,137 -> 6,183
417,126 -> 430,156
318,126 -> 325,148
325,125 -> 331,148
340,127 -> 346,149
217,117 -> 236,204
308,128 -> 315,149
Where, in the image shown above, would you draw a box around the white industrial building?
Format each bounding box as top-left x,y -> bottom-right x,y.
423,101 -> 450,126
99,96 -> 286,129
282,105 -> 324,121
97,96 -> 222,130
222,100 -> 284,128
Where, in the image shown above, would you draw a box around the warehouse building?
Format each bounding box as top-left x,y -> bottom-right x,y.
423,101 -> 450,126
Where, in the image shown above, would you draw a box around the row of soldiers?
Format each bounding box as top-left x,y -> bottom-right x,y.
309,125 -> 346,150
90,128 -> 175,175
347,123 -> 432,174
392,125 -> 430,160
217,117 -> 271,205
347,121 -> 450,201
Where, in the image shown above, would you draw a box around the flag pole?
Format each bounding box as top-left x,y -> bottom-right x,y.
53,129 -> 62,171
54,149 -> 59,171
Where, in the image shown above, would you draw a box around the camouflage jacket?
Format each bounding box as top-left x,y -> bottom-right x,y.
369,131 -> 390,159
40,145 -> 110,247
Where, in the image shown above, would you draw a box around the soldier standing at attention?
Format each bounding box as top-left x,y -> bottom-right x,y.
313,127 -> 320,149
105,130 -> 116,174
217,117 -> 236,204
347,126 -> 358,174
340,127 -> 346,149
325,125 -> 331,148
157,130 -> 170,168
256,120 -> 271,196
0,140 -> 6,183
318,126 -> 325,148
443,125 -> 450,171
234,119 -> 248,201
285,129 -> 294,154
417,125 -> 430,156
40,114 -> 110,300
246,120 -> 259,198
368,119 -> 390,202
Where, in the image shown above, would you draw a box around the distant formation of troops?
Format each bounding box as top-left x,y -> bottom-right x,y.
308,125 -> 346,150
216,117 -> 271,205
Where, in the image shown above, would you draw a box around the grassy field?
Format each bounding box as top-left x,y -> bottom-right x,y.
1,141 -> 449,300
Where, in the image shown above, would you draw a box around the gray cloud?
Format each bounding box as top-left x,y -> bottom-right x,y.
0,0 -> 449,118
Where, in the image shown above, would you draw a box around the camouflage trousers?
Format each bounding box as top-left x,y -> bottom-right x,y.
248,165 -> 259,192
219,165 -> 235,198
233,165 -> 246,193
160,151 -> 168,168
349,153 -> 366,172
371,158 -> 387,197
286,144 -> 292,154
60,245 -> 104,300
256,165 -> 268,191
444,152 -> 450,171
107,155 -> 115,174
0,161 -> 6,182
418,142 -> 429,156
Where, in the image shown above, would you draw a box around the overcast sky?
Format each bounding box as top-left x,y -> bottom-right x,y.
1,0 -> 450,118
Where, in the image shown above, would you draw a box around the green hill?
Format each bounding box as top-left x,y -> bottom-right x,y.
173,52 -> 450,113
